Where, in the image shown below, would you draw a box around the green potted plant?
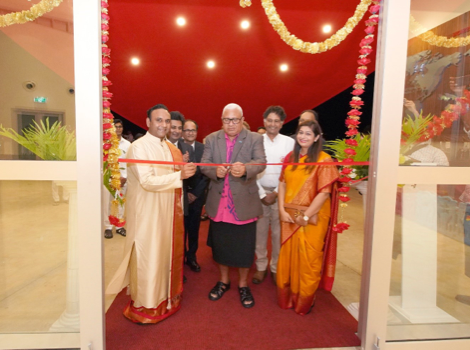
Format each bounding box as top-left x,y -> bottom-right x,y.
324,133 -> 371,181
0,118 -> 76,161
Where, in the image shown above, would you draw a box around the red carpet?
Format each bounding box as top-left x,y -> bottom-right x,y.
106,221 -> 360,350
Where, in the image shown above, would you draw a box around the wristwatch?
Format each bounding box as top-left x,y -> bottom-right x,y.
303,214 -> 309,221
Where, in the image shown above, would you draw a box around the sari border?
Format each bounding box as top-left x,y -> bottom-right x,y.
319,181 -> 340,292
317,176 -> 340,193
280,222 -> 301,246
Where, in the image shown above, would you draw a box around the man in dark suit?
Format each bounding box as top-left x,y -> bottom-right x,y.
182,119 -> 209,272
168,111 -> 194,217
201,103 -> 266,308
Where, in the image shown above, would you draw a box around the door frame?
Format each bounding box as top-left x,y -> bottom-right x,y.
358,0 -> 470,349
0,0 -> 104,348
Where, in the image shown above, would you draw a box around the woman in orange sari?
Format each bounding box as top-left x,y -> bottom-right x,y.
277,120 -> 339,315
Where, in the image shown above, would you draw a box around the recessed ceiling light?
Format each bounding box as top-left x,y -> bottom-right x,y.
241,20 -> 250,30
131,57 -> 140,65
280,64 -> 288,72
207,60 -> 215,69
176,17 -> 186,26
322,24 -> 332,33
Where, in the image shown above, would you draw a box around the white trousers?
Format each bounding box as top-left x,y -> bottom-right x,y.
103,184 -> 127,230
255,195 -> 281,273
52,181 -> 69,202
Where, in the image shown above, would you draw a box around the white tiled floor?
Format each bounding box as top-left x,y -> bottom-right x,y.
2,180 -> 470,346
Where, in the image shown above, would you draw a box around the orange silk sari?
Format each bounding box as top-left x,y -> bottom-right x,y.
123,142 -> 185,324
277,151 -> 339,315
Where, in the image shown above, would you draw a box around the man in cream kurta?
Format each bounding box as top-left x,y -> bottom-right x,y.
107,104 -> 196,324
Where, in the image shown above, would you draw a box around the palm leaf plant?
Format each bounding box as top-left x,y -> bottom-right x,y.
324,133 -> 371,179
399,112 -> 434,163
0,118 -> 76,161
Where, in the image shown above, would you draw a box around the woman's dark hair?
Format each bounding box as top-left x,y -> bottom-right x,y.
291,120 -> 323,172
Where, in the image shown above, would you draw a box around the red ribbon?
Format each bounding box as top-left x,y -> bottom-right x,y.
118,158 -> 370,167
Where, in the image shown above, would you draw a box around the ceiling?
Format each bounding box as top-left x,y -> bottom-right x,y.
2,0 -> 469,139
106,0 -> 377,138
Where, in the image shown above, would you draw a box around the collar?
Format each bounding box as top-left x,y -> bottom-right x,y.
145,132 -> 165,144
264,132 -> 281,142
224,132 -> 239,143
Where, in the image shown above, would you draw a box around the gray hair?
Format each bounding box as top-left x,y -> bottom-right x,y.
222,103 -> 243,117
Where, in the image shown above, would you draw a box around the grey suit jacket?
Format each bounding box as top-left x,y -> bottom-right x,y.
201,128 -> 266,221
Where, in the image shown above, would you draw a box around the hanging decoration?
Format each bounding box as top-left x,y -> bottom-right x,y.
333,0 -> 381,234
0,0 -> 63,27
102,0 -> 125,228
400,90 -> 469,161
240,0 -> 380,232
241,0 -> 373,54
410,16 -> 470,48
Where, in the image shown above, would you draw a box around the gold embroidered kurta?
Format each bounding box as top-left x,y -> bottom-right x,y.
106,132 -> 184,323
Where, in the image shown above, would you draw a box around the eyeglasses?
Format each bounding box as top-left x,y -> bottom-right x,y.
222,118 -> 242,124
115,125 -> 123,128
183,129 -> 197,133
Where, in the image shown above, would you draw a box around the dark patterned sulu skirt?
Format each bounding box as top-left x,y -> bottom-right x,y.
207,220 -> 256,268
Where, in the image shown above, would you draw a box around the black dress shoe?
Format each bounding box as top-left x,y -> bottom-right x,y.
186,259 -> 201,272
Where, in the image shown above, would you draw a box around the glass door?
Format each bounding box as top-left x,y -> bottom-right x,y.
359,0 -> 470,349
0,0 -> 103,349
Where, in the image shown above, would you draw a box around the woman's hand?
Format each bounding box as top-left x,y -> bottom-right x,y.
279,210 -> 294,223
294,216 -> 308,227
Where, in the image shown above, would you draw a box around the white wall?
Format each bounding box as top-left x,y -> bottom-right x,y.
0,30 -> 75,158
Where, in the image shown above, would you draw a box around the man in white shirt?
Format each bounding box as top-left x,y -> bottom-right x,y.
103,119 -> 131,239
253,106 -> 295,284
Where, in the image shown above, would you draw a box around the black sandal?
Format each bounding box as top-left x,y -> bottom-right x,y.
238,286 -> 255,308
208,281 -> 230,301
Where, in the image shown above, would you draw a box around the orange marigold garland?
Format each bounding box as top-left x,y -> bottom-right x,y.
333,0 -> 381,234
102,0 -> 125,227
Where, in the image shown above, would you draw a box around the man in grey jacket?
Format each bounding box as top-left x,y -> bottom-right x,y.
201,103 -> 266,308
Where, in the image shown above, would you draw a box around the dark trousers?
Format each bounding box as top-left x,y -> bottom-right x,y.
184,194 -> 205,261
